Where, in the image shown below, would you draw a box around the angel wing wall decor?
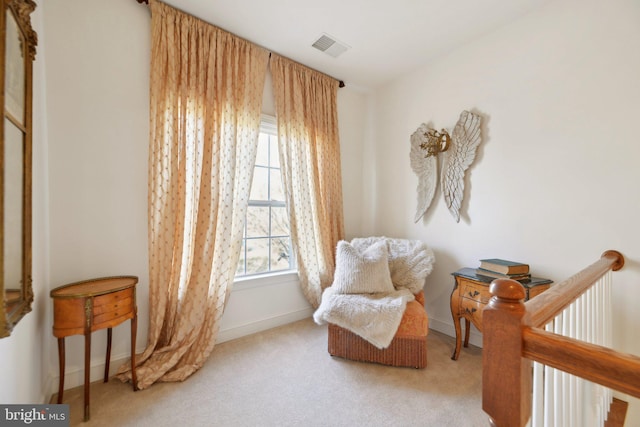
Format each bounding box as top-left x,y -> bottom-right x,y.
410,110 -> 482,223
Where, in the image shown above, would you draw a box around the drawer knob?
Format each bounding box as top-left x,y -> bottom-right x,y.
468,290 -> 480,298
465,307 -> 477,315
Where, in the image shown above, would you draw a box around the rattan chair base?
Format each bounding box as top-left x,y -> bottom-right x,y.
327,323 -> 427,369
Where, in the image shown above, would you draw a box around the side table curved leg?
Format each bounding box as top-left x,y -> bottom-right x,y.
104,328 -> 112,382
451,315 -> 462,360
84,331 -> 91,422
56,338 -> 65,403
464,318 -> 471,348
131,315 -> 138,391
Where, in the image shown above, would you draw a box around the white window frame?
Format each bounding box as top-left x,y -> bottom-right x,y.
235,115 -> 296,283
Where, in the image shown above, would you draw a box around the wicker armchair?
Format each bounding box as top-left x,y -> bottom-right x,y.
316,237 -> 434,368
327,290 -> 429,368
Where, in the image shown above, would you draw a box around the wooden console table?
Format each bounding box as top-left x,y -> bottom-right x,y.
450,268 -> 551,360
50,276 -> 138,421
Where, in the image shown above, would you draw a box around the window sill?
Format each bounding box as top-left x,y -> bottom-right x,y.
233,270 -> 299,291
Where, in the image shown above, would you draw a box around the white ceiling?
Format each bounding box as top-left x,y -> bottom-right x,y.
163,0 -> 548,90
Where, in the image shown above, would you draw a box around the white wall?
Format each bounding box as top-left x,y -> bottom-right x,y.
367,0 -> 640,421
338,88 -> 368,240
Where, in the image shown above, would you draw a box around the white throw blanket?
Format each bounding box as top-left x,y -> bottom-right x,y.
313,287 -> 415,349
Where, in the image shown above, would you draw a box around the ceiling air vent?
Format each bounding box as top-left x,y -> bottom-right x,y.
312,33 -> 349,58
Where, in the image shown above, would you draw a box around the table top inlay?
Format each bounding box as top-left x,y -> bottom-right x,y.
50,276 -> 137,299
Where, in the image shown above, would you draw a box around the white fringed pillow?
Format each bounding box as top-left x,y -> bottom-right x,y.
331,240 -> 394,294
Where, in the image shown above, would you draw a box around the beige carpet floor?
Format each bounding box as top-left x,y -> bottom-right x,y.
54,318 -> 486,426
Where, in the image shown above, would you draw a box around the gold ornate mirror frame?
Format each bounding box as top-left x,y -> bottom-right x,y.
0,0 -> 36,338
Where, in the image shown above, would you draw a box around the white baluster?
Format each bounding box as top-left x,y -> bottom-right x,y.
530,273 -> 615,427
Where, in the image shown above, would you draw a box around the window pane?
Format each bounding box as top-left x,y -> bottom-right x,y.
271,206 -> 289,237
270,169 -> 284,202
249,167 -> 268,200
246,206 -> 269,238
270,237 -> 291,271
269,135 -> 280,167
255,133 -> 269,167
246,238 -> 269,274
240,213 -> 246,237
236,240 -> 246,275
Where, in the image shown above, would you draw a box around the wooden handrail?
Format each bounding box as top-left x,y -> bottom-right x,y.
525,250 -> 624,327
523,327 -> 640,399
482,250 -> 627,427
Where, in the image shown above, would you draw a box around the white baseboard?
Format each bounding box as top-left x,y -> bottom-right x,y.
43,374 -> 57,403
45,348 -> 144,400
428,317 -> 483,349
216,307 -> 314,343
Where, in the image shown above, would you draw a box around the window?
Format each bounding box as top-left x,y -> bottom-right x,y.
236,116 -> 294,276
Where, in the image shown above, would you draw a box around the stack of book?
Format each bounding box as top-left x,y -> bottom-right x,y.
476,258 -> 531,281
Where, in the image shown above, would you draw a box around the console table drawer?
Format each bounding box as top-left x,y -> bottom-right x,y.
459,279 -> 491,304
460,297 -> 484,322
92,289 -> 135,330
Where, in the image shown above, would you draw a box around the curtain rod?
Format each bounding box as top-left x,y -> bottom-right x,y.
133,0 -> 345,88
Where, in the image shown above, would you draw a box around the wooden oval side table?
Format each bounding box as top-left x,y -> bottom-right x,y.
50,276 -> 138,421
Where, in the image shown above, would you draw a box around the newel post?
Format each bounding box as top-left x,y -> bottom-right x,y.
482,279 -> 531,427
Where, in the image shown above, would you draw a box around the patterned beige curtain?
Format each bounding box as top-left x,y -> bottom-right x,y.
117,0 -> 268,389
270,55 -> 345,308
